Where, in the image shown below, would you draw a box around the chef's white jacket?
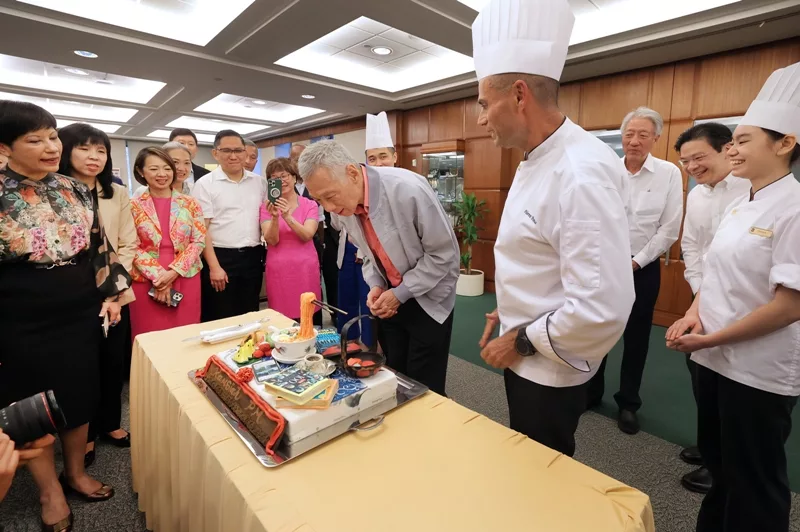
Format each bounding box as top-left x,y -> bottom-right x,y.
495,119 -> 635,388
692,174 -> 800,396
625,154 -> 684,268
681,173 -> 751,294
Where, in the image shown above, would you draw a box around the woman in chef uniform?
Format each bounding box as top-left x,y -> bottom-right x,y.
667,61 -> 800,532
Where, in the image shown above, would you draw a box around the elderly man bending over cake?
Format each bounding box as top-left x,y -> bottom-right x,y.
298,141 -> 459,395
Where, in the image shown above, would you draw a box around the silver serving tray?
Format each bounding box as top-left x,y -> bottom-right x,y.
188,367 -> 428,467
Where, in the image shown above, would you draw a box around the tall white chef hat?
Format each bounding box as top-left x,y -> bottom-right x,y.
472,0 -> 575,82
739,61 -> 800,137
365,112 -> 394,150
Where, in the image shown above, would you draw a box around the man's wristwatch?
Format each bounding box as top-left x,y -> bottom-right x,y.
515,328 -> 535,357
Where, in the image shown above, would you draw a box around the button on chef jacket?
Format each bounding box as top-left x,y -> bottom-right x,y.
495,119 -> 635,388
625,154 -> 684,268
681,173 -> 751,294
692,174 -> 800,396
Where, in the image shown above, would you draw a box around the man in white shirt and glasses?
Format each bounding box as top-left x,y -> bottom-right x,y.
475,0 -> 634,457
673,122 -> 750,494
587,107 -> 684,435
192,130 -> 267,322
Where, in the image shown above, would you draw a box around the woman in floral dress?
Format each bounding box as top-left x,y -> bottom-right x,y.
0,101 -> 130,531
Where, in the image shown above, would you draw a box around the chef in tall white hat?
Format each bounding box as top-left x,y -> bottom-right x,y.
667,62 -> 800,531
365,112 -> 397,167
474,0 -> 634,457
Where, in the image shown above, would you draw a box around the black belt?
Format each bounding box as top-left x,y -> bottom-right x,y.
214,245 -> 263,253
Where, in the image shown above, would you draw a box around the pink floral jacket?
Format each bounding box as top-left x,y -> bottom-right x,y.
130,190 -> 206,282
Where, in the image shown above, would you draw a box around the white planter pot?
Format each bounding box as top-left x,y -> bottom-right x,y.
456,269 -> 484,297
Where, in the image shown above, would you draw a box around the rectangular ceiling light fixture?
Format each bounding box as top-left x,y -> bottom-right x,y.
165,116 -> 270,135
0,90 -> 139,122
275,17 -> 474,93
457,0 -> 741,44
195,94 -> 325,124
0,54 -> 165,104
56,119 -> 121,134
148,130 -> 217,144
17,0 -> 256,47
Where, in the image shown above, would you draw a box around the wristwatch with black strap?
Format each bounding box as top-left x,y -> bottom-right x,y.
515,328 -> 536,357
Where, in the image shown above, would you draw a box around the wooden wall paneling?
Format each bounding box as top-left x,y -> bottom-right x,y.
387,110 -> 404,150
654,260 -> 693,327
464,98 -> 488,139
466,189 -> 507,240
403,107 -> 430,146
579,70 -> 654,130
693,39 -> 800,120
648,65 -> 675,120
669,62 -> 697,121
428,99 -> 465,142
559,82 -> 581,123
464,137 -> 505,189
470,239 -> 496,282
400,145 -> 422,174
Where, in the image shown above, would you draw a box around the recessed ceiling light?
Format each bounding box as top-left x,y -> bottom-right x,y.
65,68 -> 89,76
252,100 -> 266,105
95,79 -> 114,85
301,94 -> 316,99
370,46 -> 393,56
73,50 -> 98,59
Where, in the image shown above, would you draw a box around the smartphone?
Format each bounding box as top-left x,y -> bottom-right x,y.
148,287 -> 183,307
267,178 -> 282,204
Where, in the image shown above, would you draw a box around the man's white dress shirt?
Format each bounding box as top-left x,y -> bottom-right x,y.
626,154 -> 684,268
681,173 -> 751,294
191,167 -> 267,249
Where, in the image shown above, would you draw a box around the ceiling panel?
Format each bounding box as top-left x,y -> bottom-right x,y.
346,36 -> 417,63
16,0 -> 257,46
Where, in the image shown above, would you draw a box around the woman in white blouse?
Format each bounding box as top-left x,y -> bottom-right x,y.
667,62 -> 800,532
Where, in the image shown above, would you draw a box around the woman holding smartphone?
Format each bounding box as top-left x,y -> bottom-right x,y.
260,157 -> 322,325
57,123 -> 137,467
667,62 -> 800,532
129,147 -> 206,338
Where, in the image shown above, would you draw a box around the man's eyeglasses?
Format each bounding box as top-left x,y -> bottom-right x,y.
216,148 -> 246,155
679,153 -> 709,167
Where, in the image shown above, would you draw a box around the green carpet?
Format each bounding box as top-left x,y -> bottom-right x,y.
451,293 -> 800,490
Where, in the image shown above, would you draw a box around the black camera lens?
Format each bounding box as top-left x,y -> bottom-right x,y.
0,391 -> 67,445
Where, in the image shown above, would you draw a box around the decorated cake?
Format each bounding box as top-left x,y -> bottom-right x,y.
196,292 -> 399,456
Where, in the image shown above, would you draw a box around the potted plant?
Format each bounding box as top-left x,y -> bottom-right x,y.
453,191 -> 487,297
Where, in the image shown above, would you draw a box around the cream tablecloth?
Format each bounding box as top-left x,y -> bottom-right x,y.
131,310 -> 655,532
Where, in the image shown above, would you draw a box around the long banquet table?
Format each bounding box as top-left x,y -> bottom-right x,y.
131,309 -> 655,532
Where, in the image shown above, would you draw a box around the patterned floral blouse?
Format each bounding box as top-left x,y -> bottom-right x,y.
0,168 -> 131,297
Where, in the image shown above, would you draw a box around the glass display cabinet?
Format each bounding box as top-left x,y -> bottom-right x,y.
590,129 -> 624,157
421,140 -> 465,227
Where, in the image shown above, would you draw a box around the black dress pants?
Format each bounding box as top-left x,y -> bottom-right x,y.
321,228 -> 339,326
376,298 -> 453,395
88,305 -> 131,441
588,259 -> 660,411
201,246 -> 265,323
504,369 -> 587,457
696,365 -> 797,532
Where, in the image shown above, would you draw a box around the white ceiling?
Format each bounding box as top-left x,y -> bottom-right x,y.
0,0 -> 797,144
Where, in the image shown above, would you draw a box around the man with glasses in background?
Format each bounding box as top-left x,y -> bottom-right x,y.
192,130 -> 267,321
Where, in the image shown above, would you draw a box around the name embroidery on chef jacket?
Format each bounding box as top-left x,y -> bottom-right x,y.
524,210 -> 537,224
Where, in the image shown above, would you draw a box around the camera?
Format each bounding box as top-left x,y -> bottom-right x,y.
0,391 -> 67,445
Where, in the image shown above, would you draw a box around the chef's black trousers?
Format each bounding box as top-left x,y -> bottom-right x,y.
201,246 -> 265,322
377,298 -> 453,396
696,365 -> 797,532
588,258 -> 660,411
504,369 -> 587,457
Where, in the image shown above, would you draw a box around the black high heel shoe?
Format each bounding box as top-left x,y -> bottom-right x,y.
99,431 -> 131,448
58,474 -> 115,503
